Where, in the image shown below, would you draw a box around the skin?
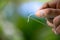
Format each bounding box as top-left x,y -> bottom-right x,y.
35,0 -> 60,34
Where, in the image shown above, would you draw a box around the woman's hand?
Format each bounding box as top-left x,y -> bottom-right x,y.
36,0 -> 60,34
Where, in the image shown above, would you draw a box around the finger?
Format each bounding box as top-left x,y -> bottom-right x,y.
56,0 -> 60,9
40,0 -> 57,10
40,2 -> 49,10
52,28 -> 57,34
36,9 -> 51,18
56,25 -> 60,34
47,20 -> 54,28
48,0 -> 56,8
53,15 -> 60,28
36,8 -> 60,18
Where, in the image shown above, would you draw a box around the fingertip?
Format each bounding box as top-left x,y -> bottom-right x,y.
52,25 -> 60,35
35,10 -> 46,18
47,20 -> 54,28
52,28 -> 58,35
56,25 -> 60,35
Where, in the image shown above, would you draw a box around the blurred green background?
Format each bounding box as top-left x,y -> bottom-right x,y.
0,0 -> 60,40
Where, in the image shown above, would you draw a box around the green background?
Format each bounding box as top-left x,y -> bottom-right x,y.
0,0 -> 60,40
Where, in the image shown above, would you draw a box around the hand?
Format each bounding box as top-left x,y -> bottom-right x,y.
35,0 -> 60,34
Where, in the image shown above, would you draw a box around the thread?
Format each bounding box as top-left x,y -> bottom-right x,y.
27,14 -> 48,27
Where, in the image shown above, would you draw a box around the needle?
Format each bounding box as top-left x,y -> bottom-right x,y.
27,13 -> 48,27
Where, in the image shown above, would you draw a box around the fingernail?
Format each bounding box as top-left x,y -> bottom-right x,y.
39,10 -> 46,17
52,28 -> 58,35
35,10 -> 45,18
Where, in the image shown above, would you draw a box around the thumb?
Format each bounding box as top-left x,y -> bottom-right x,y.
35,9 -> 60,18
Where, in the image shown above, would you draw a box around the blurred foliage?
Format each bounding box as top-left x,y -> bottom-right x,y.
0,0 -> 60,40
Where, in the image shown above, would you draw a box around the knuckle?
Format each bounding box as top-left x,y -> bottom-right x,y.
44,9 -> 51,16
45,9 -> 51,13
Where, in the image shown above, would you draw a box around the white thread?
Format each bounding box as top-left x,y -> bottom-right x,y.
27,14 -> 33,23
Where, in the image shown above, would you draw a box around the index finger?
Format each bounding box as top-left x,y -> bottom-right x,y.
40,0 -> 57,10
40,2 -> 49,10
36,8 -> 60,18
